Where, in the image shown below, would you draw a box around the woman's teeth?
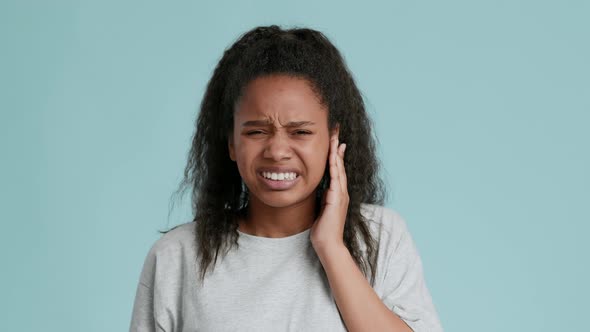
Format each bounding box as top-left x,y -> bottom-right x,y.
261,172 -> 298,181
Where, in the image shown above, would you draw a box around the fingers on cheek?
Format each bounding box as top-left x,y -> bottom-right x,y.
333,140 -> 338,162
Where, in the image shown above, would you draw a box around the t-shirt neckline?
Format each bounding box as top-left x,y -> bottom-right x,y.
236,227 -> 312,250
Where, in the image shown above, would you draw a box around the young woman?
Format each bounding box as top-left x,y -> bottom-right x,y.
130,25 -> 443,332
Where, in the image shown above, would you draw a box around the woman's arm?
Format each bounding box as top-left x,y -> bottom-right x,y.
315,243 -> 414,332
310,132 -> 411,331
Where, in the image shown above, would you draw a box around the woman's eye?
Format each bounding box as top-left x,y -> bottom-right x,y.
245,130 -> 311,136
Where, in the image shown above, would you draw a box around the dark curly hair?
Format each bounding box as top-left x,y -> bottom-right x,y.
164,24 -> 387,287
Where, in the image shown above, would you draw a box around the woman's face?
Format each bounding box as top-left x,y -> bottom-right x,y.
228,74 -> 335,209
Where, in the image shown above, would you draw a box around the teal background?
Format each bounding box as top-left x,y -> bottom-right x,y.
1,0 -> 588,331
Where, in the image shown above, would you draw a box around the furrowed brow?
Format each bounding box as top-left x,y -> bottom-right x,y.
284,121 -> 315,128
241,120 -> 273,127
241,120 -> 316,128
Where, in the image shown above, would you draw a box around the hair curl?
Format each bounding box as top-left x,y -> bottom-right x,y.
164,24 -> 387,287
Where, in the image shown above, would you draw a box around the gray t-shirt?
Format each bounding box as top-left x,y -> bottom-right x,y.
129,203 -> 443,331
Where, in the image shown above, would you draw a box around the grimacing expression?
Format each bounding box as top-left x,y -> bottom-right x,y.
228,74 -> 336,209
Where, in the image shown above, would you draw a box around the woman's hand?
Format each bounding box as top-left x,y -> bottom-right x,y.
310,126 -> 349,252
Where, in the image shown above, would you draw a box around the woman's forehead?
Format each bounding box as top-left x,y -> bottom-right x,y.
238,75 -> 324,108
235,103 -> 327,126
234,75 -> 328,126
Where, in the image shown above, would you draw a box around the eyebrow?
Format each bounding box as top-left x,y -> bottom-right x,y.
241,120 -> 316,128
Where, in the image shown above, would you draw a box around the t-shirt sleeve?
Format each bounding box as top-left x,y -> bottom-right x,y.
379,209 -> 444,332
129,246 -> 165,332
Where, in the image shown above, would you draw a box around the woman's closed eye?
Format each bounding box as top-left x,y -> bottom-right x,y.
245,130 -> 312,136
246,130 -> 265,136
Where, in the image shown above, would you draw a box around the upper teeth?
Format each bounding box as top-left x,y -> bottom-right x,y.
262,172 -> 298,180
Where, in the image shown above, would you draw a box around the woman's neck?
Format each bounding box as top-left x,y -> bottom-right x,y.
238,194 -> 317,238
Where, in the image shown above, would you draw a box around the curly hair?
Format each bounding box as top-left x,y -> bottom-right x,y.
164,24 -> 387,287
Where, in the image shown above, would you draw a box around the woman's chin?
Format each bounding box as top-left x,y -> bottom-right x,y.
251,190 -> 315,209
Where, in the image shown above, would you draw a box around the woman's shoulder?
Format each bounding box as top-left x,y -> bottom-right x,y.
146,221 -> 197,258
134,221 -> 197,289
359,203 -> 413,248
360,203 -> 408,230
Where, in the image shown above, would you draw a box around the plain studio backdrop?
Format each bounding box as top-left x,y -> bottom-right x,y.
1,1 -> 588,331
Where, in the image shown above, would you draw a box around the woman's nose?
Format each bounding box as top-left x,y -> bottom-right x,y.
263,133 -> 292,161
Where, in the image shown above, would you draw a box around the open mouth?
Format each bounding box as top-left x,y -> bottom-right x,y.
257,172 -> 300,190
259,171 -> 299,181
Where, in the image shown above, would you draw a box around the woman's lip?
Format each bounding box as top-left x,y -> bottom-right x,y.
257,167 -> 300,174
257,172 -> 300,191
